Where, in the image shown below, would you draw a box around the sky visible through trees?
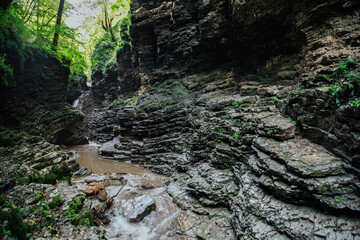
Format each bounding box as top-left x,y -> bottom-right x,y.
1,0 -> 130,85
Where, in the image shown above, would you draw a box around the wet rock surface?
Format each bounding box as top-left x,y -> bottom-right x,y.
2,0 -> 360,239
68,145 -> 234,239
84,0 -> 360,237
0,131 -> 104,239
87,77 -> 360,239
0,47 -> 87,146
125,195 -> 156,222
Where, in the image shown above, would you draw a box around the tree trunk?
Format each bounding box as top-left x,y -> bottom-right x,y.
109,19 -> 116,42
36,0 -> 39,32
52,0 -> 65,47
102,0 -> 116,42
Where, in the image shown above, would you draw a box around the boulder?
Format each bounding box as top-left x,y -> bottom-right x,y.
126,195 -> 156,222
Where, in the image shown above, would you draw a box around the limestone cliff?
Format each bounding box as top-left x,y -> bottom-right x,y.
0,47 -> 87,145
85,0 -> 360,238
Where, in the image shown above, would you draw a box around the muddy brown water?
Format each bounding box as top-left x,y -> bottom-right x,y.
66,144 -> 192,240
67,144 -> 152,176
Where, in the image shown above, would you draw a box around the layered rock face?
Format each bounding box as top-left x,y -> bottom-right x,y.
87,0 -> 360,238
0,47 -> 87,145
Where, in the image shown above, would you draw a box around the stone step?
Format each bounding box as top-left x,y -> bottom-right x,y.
256,113 -> 296,140
112,154 -> 130,161
252,137 -> 360,212
253,137 -> 345,178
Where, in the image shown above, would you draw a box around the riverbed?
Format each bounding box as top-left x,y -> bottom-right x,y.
67,144 -> 186,240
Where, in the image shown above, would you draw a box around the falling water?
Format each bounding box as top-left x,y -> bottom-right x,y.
72,98 -> 80,108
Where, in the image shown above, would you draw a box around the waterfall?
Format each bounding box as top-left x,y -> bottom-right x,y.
72,98 -> 80,107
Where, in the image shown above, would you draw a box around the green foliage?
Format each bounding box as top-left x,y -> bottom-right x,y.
327,84 -> 342,106
0,4 -> 27,87
92,33 -> 117,71
123,97 -> 138,105
90,2 -> 132,75
0,0 -> 88,86
233,133 -> 240,141
244,125 -> 253,132
314,74 -> 333,83
287,116 -> 297,124
334,196 -> 342,202
0,128 -> 23,147
272,97 -> 279,103
267,129 -> 278,136
232,101 -> 241,108
120,13 -> 131,42
0,196 -> 34,240
111,97 -> 139,108
65,196 -> 92,226
350,99 -> 360,109
323,58 -> 360,110
333,59 -> 357,74
148,83 -> 187,110
1,0 -> 132,84
309,59 -> 360,110
0,54 -> 13,86
55,26 -> 87,76
349,185 -> 357,190
27,163 -> 73,185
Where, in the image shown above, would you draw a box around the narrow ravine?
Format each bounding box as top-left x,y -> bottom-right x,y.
1,0 -> 360,239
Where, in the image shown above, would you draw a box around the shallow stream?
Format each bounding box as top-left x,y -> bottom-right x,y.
67,144 -> 189,240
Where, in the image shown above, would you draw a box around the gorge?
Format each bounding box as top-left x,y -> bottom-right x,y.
1,0 -> 360,239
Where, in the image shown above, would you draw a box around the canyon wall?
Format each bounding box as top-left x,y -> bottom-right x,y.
85,0 -> 360,238
0,47 -> 87,145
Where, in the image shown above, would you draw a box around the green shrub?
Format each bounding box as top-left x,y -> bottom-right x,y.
49,195 -> 64,211
0,54 -> 13,86
0,196 -> 34,239
65,196 -> 93,226
314,58 -> 360,110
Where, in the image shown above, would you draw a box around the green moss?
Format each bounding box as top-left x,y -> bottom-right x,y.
33,162 -> 51,170
313,58 -> 360,110
28,135 -> 44,144
78,208 -> 93,227
333,59 -> 358,74
0,195 -> 34,240
0,54 -> 13,86
65,196 -> 93,226
243,125 -> 254,133
0,128 -> 23,147
49,195 -> 64,211
120,13 -> 131,42
27,163 -> 73,185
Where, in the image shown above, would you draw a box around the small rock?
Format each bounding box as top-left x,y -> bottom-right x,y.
127,195 -> 156,222
79,182 -> 106,196
72,167 -> 92,178
97,189 -> 109,202
85,179 -> 98,184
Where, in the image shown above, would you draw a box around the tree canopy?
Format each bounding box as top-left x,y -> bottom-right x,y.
0,0 -> 130,86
